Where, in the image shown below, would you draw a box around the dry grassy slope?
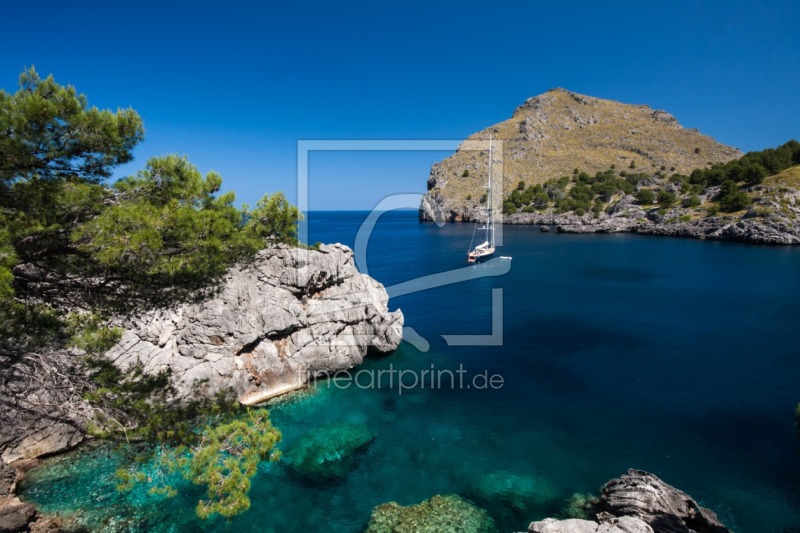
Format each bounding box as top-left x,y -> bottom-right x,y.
425,88 -> 742,213
766,165 -> 800,188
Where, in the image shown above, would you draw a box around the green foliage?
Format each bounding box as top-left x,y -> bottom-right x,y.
462,169 -> 469,177
718,180 -> 752,212
246,192 -> 302,245
657,190 -> 676,208
1,68 -> 301,333
117,410 -> 281,520
189,411 -> 281,519
516,180 -> 525,190
683,195 -> 701,208
0,67 -> 144,185
636,189 -> 655,205
690,140 -> 800,188
72,155 -> 295,305
65,313 -> 122,355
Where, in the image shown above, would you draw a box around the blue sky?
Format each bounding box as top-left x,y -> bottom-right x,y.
1,0 -> 797,209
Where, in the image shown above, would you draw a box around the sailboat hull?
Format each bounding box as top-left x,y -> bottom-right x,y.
468,246 -> 495,263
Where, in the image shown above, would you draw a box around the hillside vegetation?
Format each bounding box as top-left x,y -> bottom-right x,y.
500,140 -> 800,218
422,88 -> 741,220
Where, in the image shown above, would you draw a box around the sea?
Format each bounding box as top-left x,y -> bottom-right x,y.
18,210 -> 800,532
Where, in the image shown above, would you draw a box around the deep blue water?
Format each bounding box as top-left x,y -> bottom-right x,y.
20,210 -> 800,532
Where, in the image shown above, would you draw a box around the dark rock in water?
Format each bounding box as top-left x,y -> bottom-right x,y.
365,494 -> 495,533
540,225 -> 551,232
596,469 -> 729,533
284,422 -> 375,483
527,469 -> 730,533
470,471 -> 557,512
0,500 -> 36,533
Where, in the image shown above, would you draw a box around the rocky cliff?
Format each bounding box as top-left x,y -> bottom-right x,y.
104,243 -> 403,405
0,243 -> 403,465
420,88 -> 741,223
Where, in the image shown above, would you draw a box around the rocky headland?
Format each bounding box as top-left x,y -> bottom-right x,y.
419,88 -> 800,245
103,243 -> 403,406
0,243 -> 403,531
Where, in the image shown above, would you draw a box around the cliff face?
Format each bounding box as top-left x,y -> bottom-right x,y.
105,243 -> 404,405
0,244 -> 403,464
420,88 -> 741,222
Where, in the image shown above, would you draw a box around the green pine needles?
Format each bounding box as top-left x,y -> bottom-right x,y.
116,410 -> 282,520
0,67 -> 297,520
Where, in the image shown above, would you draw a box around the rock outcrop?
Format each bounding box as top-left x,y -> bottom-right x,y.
596,470 -> 728,533
529,516 -> 652,533
0,498 -> 36,533
0,459 -> 35,533
104,243 -> 403,404
527,470 -> 729,533
420,88 -> 740,223
1,348 -> 93,464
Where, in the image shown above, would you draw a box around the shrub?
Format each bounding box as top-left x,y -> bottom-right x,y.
636,190 -> 655,205
682,195 -> 701,208
657,190 -> 676,208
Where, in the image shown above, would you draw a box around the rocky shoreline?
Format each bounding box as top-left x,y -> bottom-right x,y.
422,184 -> 800,245
0,243 -> 404,532
528,469 -> 730,533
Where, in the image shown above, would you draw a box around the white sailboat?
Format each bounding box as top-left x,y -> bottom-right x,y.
467,136 -> 496,263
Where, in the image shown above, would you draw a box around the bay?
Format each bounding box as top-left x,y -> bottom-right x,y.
20,210 -> 800,532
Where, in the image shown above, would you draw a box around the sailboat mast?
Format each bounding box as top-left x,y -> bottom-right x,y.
488,135 -> 494,247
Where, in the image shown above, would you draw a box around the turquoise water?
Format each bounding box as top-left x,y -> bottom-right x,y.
20,211 -> 800,531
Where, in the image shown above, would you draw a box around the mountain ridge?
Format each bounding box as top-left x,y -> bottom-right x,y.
420,88 -> 741,223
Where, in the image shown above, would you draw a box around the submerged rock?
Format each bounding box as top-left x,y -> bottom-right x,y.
561,493 -> 595,520
470,471 -> 558,511
284,422 -> 375,483
365,494 -> 495,533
